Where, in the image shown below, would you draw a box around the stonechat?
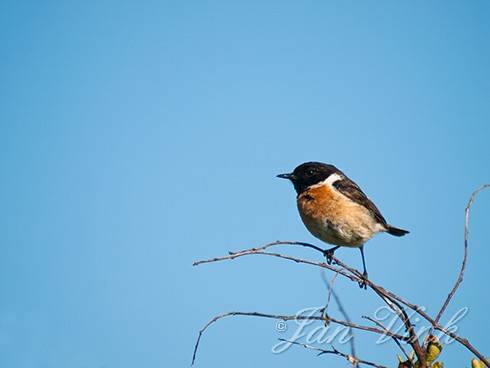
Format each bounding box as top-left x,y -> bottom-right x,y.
277,162 -> 409,288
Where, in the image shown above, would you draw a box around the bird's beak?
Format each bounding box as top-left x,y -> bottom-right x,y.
277,173 -> 294,180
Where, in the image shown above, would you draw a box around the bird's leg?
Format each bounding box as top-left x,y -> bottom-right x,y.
358,245 -> 368,289
323,245 -> 340,265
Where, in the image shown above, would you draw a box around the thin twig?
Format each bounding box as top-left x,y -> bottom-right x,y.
434,184 -> 490,325
321,273 -> 338,317
321,271 -> 356,358
191,310 -> 406,365
277,338 -> 388,368
194,243 -> 361,283
362,315 -> 411,362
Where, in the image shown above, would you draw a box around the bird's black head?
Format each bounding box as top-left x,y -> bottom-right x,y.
277,162 -> 340,194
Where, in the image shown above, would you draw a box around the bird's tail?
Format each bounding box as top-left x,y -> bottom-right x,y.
386,225 -> 409,237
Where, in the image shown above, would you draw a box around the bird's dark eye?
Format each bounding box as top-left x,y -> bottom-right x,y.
307,169 -> 316,175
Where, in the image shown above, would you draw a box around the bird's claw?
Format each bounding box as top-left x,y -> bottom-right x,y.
358,271 -> 368,289
323,249 -> 335,265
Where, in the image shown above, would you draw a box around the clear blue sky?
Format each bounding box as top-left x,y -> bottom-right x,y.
1,1 -> 489,367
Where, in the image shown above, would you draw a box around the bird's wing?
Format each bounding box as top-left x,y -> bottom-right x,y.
333,176 -> 387,226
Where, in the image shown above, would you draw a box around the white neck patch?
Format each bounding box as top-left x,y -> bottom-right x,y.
310,173 -> 343,188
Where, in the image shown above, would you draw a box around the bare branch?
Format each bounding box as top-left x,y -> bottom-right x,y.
362,315 -> 411,362
432,325 -> 488,366
277,338 -> 388,368
194,242 -> 362,283
193,241 -> 489,365
191,310 -> 406,365
434,184 -> 490,325
371,288 -> 425,365
326,248 -> 489,366
194,240 -> 430,327
194,241 -> 423,359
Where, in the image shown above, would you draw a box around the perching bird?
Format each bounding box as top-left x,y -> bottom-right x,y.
277,162 -> 409,288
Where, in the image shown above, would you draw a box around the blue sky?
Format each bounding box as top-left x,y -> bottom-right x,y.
1,1 -> 489,367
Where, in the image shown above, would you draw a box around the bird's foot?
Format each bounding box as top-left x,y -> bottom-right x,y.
358,271 -> 368,289
323,248 -> 336,265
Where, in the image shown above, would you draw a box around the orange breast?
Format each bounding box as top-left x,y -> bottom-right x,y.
296,184 -> 378,246
297,185 -> 344,234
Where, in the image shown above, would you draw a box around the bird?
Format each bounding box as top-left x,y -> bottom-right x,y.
277,161 -> 409,288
